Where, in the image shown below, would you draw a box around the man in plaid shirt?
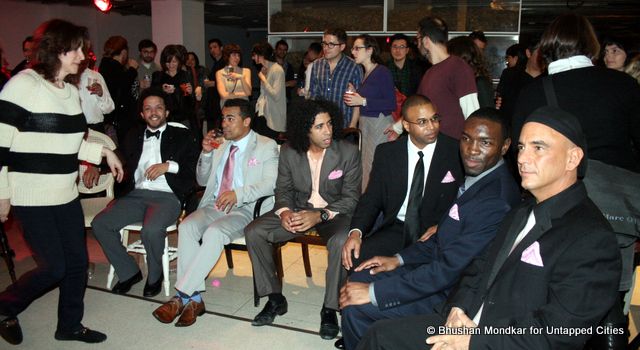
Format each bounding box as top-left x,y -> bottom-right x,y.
310,28 -> 363,128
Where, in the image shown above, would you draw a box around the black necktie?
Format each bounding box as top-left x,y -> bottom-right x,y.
404,151 -> 424,246
145,129 -> 160,139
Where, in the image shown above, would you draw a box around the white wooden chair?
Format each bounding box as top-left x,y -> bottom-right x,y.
79,129 -> 116,227
105,122 -> 188,296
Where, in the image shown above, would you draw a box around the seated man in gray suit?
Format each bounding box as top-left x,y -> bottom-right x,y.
152,99 -> 279,327
245,99 -> 362,340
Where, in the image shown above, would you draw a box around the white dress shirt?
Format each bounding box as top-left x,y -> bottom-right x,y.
396,138 -> 437,222
79,69 -> 114,125
134,123 -> 179,192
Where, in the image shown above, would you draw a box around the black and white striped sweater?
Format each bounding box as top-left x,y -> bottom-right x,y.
0,69 -> 103,206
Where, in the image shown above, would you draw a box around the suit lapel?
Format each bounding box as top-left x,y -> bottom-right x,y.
485,205 -> 531,288
297,148 -> 312,195
319,141 -> 339,195
241,132 -> 257,179
159,126 -> 172,162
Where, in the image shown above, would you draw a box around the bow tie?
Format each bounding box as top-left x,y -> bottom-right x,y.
145,129 -> 160,139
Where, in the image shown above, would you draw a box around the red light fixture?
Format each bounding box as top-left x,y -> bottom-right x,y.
94,0 -> 112,13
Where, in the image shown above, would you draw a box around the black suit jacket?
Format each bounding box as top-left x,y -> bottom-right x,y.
444,182 -> 621,349
121,123 -> 199,202
350,134 -> 463,239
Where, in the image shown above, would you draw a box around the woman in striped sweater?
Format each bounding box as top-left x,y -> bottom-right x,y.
0,19 -> 123,346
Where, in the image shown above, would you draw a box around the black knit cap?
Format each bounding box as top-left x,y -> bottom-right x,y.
524,106 -> 588,178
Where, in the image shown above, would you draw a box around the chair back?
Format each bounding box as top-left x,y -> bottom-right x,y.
342,127 -> 362,151
78,130 -> 116,197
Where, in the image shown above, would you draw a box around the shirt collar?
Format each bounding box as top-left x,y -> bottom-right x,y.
548,55 -> 593,75
406,136 -> 437,155
146,123 -> 167,134
464,159 -> 505,191
229,129 -> 253,151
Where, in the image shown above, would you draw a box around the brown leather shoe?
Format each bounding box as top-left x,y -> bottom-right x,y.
152,297 -> 184,324
175,300 -> 205,327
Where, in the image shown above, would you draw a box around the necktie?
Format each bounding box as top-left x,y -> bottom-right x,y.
457,183 -> 466,198
403,151 -> 424,246
218,145 -> 238,198
145,129 -> 160,139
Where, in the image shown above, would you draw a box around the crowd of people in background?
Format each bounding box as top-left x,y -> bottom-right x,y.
0,11 -> 639,350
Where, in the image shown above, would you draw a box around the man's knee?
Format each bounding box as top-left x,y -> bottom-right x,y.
327,230 -> 348,255
244,219 -> 269,246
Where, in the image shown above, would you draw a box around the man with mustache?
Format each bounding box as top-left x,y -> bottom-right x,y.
245,99 -> 361,340
93,88 -> 199,298
340,108 -> 520,349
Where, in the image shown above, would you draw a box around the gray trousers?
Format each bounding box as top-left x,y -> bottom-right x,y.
92,189 -> 181,283
244,211 -> 349,310
175,204 -> 252,296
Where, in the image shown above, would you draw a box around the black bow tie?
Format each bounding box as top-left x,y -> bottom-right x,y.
145,130 -> 160,139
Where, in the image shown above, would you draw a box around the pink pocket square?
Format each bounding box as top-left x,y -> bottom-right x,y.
441,171 -> 456,183
521,241 -> 544,267
448,204 -> 460,221
248,157 -> 258,167
328,169 -> 343,180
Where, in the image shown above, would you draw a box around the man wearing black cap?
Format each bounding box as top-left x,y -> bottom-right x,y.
356,106 -> 621,350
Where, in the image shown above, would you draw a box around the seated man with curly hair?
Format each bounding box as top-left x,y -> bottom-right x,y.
245,99 -> 362,340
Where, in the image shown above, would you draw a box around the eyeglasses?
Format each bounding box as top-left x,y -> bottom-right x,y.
321,41 -> 342,49
391,45 -> 408,50
404,115 -> 440,127
351,46 -> 368,52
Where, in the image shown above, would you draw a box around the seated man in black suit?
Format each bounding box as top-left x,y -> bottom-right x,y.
342,95 -> 463,271
339,108 -> 520,349
357,106 -> 621,350
245,99 -> 362,340
92,88 -> 199,298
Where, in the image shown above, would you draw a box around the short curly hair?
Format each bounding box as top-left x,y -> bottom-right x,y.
32,19 -> 86,82
286,99 -> 343,153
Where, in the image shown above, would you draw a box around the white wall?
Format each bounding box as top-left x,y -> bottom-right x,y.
0,0 -> 151,69
0,0 -> 268,73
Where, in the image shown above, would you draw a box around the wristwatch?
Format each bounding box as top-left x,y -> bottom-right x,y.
320,209 -> 330,222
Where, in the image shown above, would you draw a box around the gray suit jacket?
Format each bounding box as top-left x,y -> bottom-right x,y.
274,140 -> 361,216
196,131 -> 279,213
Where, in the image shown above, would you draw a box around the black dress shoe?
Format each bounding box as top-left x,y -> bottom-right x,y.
319,307 -> 340,340
111,271 -> 142,294
334,338 -> 345,349
0,316 -> 22,345
143,273 -> 164,297
54,326 -> 106,343
251,299 -> 288,326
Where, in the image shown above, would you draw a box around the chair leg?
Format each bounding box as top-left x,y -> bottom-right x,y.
301,243 -> 312,277
162,236 -> 170,297
224,246 -> 234,269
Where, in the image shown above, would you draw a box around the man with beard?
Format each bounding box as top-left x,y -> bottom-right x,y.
416,17 -> 479,139
245,99 -> 361,340
136,39 -> 161,92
